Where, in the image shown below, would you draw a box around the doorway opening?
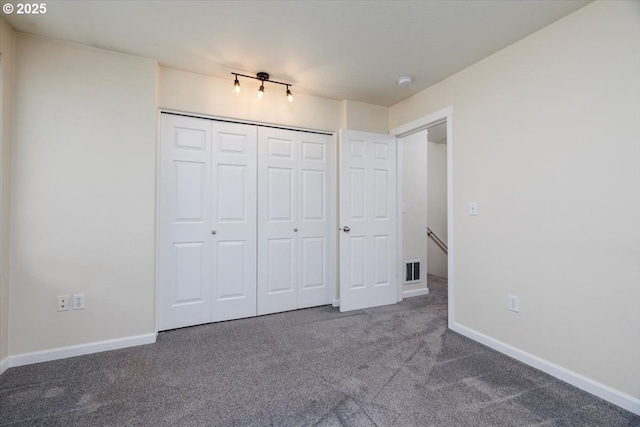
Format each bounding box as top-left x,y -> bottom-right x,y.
391,106 -> 454,327
425,122 -> 449,289
399,122 -> 448,295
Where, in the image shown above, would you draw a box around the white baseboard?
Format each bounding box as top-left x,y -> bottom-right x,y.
7,333 -> 156,369
0,356 -> 8,375
450,322 -> 640,416
403,287 -> 429,298
332,299 -> 340,308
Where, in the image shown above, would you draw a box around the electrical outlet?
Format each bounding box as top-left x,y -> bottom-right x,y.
57,295 -> 70,312
72,293 -> 85,310
508,295 -> 519,313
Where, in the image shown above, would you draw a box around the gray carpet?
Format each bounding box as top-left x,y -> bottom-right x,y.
1,275 -> 638,426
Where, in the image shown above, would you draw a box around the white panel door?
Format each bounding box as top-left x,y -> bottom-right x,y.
257,128 -> 298,315
159,115 -> 213,330
257,128 -> 332,315
211,121 -> 258,322
160,114 -> 331,328
339,129 -> 397,312
297,132 -> 332,309
159,115 -> 257,330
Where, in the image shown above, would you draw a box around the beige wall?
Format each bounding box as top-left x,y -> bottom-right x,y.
160,69 -> 388,308
401,130 -> 428,292
4,0 -> 638,408
341,99 -> 389,134
7,39 -> 387,357
159,68 -> 389,135
427,140 -> 447,278
390,0 -> 640,399
159,67 -> 341,132
0,17 -> 15,365
10,35 -> 158,354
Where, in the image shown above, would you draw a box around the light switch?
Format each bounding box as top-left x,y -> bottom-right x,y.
470,202 -> 478,216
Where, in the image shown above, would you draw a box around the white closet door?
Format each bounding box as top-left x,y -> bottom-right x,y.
339,129 -> 397,312
158,115 -> 213,330
297,132 -> 331,309
211,121 -> 258,322
257,128 -> 298,315
159,114 -> 332,329
258,129 -> 332,315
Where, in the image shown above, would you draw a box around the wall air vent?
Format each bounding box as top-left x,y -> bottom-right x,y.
405,260 -> 421,283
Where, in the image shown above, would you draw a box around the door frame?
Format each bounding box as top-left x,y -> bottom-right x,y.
390,105 -> 454,327
155,110 -> 336,333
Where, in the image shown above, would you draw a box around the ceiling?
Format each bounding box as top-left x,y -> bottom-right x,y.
4,0 -> 591,107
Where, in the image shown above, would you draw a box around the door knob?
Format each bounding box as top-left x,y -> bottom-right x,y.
211,230 -> 217,235
342,226 -> 350,232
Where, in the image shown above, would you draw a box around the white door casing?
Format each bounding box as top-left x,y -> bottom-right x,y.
339,129 -> 397,312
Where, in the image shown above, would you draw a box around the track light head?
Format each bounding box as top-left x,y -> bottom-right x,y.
233,75 -> 240,95
286,86 -> 293,103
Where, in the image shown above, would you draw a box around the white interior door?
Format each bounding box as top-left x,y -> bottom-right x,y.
339,129 -> 397,312
159,115 -> 258,330
257,128 -> 298,315
257,128 -> 332,315
159,113 -> 332,329
158,115 -> 213,330
297,132 -> 332,309
210,121 -> 257,322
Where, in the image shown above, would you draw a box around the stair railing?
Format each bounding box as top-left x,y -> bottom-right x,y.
427,227 -> 448,255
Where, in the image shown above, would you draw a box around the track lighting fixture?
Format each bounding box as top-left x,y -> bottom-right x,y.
231,72 -> 293,103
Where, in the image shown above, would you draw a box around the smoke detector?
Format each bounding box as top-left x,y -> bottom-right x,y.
397,75 -> 413,87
